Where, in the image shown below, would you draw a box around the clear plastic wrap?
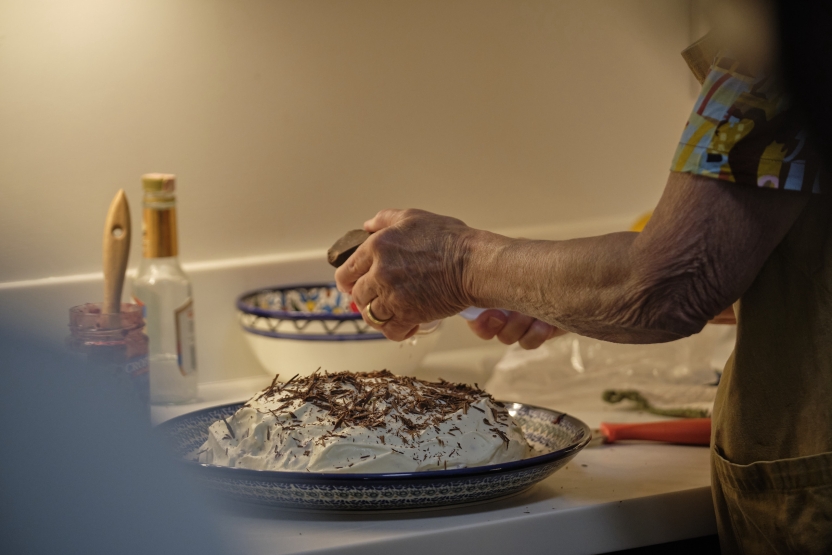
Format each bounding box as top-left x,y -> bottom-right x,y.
485,325 -> 736,417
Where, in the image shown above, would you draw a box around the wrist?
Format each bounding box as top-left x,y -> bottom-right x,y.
458,229 -> 512,308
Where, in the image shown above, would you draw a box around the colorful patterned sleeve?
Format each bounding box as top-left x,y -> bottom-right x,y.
671,56 -> 825,193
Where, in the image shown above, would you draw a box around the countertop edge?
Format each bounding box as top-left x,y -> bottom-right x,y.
235,486 -> 716,555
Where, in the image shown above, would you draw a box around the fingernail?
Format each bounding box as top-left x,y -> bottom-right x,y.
487,316 -> 503,331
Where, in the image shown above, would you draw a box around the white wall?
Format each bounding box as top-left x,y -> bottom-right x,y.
0,1 -> 701,382
0,0 -> 696,284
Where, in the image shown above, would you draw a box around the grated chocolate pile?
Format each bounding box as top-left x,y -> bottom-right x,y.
248,369 -> 512,448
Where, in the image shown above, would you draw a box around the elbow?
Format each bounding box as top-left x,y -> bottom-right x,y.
609,223 -> 737,342
622,271 -> 724,340
641,299 -> 710,339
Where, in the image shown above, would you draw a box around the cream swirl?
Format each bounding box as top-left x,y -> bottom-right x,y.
197,370 -> 529,473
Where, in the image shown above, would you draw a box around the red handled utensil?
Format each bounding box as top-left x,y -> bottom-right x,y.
589,418 -> 711,447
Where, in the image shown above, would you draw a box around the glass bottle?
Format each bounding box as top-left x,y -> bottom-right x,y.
132,173 -> 198,404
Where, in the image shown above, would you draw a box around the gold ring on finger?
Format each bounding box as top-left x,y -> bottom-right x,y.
365,300 -> 391,326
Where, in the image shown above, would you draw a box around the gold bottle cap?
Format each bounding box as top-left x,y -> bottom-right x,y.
141,173 -> 178,258
142,173 -> 176,193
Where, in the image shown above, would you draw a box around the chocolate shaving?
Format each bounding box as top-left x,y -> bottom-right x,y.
271,402 -> 293,414
254,369 -> 497,436
280,373 -> 300,392
259,373 -> 280,399
490,427 -> 510,448
222,417 -> 236,439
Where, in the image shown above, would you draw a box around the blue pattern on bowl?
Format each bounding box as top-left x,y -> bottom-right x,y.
237,283 -> 383,341
157,402 -> 591,510
238,283 -> 362,321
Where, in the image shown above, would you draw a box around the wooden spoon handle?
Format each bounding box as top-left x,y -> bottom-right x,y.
102,189 -> 132,317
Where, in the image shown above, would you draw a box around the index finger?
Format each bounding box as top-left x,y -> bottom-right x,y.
364,208 -> 406,233
334,240 -> 374,294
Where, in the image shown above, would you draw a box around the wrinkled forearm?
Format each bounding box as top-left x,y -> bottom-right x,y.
464,231 -> 721,343
461,172 -> 809,344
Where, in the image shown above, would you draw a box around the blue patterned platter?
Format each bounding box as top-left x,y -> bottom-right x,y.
158,402 -> 591,511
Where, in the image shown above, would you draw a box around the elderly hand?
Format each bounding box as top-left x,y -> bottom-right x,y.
467,309 -> 568,349
334,209 -> 480,341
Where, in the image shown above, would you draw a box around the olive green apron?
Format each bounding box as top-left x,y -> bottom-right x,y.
711,195 -> 832,554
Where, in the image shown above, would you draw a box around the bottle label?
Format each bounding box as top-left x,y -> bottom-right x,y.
175,297 -> 197,376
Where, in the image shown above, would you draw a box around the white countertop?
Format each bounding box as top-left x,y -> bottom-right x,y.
154,345 -> 716,555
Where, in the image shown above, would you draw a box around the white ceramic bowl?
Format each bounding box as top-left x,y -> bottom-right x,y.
237,283 -> 441,378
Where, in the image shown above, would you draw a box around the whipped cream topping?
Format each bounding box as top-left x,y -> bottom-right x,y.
197,370 -> 530,473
